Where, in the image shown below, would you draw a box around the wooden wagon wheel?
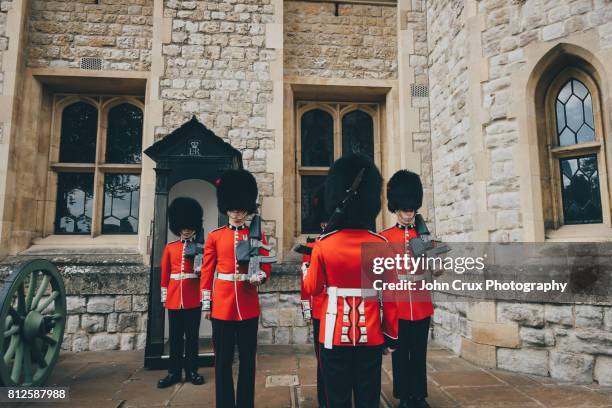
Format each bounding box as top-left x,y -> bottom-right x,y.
0,259 -> 66,386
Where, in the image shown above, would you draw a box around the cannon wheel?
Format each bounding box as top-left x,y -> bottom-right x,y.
0,259 -> 66,386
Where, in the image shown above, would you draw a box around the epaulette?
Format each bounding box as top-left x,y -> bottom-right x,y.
318,230 -> 339,241
368,231 -> 388,242
379,226 -> 395,233
168,239 -> 180,244
209,225 -> 226,233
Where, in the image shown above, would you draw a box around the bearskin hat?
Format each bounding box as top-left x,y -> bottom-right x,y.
387,169 -> 423,212
216,169 -> 258,214
324,153 -> 382,229
168,197 -> 203,236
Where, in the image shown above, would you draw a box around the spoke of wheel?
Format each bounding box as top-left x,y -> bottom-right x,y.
4,324 -> 19,338
31,342 -> 47,368
23,343 -> 33,385
17,284 -> 26,315
11,342 -> 24,383
4,335 -> 18,364
26,270 -> 39,311
42,335 -> 57,346
36,291 -> 59,313
31,275 -> 50,311
4,314 -> 12,328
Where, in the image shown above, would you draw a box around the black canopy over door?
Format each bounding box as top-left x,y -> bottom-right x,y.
143,116 -> 242,369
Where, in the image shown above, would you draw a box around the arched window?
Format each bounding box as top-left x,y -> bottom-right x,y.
546,69 -> 605,227
342,109 -> 374,160
59,102 -> 98,163
297,103 -> 378,234
52,97 -> 144,236
105,103 -> 143,164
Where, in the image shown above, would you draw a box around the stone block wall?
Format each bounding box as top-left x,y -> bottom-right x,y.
27,0 -> 153,70
158,0 -> 279,248
284,1 -> 397,79
427,0 -> 612,241
433,297 -> 612,385
63,294 -> 148,352
426,0 -> 473,242
258,291 -> 312,345
0,1 -> 12,99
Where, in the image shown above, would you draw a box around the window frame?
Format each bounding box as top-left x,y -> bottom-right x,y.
295,101 -> 381,235
544,67 -> 610,230
45,94 -> 145,237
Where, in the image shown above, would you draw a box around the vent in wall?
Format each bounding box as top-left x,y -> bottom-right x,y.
80,57 -> 103,70
411,84 -> 429,98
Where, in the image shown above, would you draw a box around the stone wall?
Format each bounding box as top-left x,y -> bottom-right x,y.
0,1 -> 12,101
158,0 -> 279,248
426,0 -> 473,241
27,0 -> 153,70
433,298 -> 612,385
284,1 -> 397,79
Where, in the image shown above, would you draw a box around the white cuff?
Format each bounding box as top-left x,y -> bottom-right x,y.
201,289 -> 211,311
161,287 -> 167,303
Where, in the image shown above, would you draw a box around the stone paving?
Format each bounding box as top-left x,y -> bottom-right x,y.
8,343 -> 612,408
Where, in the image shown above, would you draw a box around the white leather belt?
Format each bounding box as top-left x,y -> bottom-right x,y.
216,273 -> 249,282
324,287 -> 378,349
170,273 -> 198,280
397,274 -> 426,281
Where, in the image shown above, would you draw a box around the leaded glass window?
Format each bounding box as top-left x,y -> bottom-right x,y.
55,173 -> 94,234
297,102 -> 378,233
102,174 -> 141,234
547,71 -> 605,228
59,102 -> 98,163
301,109 -> 333,167
342,110 -> 374,160
52,97 -> 143,236
559,155 -> 602,224
106,103 -> 143,164
556,79 -> 595,147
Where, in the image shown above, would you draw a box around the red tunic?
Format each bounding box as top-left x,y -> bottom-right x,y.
304,229 -> 398,347
200,224 -> 272,321
380,224 -> 434,321
300,241 -> 325,321
161,240 -> 202,310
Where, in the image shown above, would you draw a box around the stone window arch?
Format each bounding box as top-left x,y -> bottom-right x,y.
542,67 -> 609,230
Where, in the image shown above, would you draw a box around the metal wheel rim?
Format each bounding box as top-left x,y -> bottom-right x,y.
0,259 -> 66,386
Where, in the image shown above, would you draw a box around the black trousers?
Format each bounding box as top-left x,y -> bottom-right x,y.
312,319 -> 327,407
320,345 -> 382,408
212,317 -> 259,408
392,317 -> 431,400
168,307 -> 201,375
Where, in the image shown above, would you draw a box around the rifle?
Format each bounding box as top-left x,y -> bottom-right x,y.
408,214 -> 451,258
235,213 -> 277,282
322,168 -> 365,234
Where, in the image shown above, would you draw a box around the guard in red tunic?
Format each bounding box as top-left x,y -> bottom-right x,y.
200,169 -> 272,408
304,154 -> 398,408
380,170 -> 433,408
295,186 -> 328,408
158,197 -> 205,388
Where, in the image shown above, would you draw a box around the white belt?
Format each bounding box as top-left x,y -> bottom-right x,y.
397,274 -> 426,281
324,287 -> 378,349
170,273 -> 198,280
216,273 -> 249,282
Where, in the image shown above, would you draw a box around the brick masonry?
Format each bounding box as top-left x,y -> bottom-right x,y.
284,1 -> 397,79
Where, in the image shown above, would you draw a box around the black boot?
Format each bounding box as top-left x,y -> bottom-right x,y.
186,371 -> 205,385
412,398 -> 431,408
157,372 -> 181,388
398,398 -> 413,408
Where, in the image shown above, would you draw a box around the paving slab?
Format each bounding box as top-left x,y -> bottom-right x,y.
8,344 -> 611,408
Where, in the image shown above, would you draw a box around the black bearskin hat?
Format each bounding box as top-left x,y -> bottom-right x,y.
168,197 -> 203,236
324,153 -> 382,229
387,169 -> 423,212
216,169 -> 258,214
